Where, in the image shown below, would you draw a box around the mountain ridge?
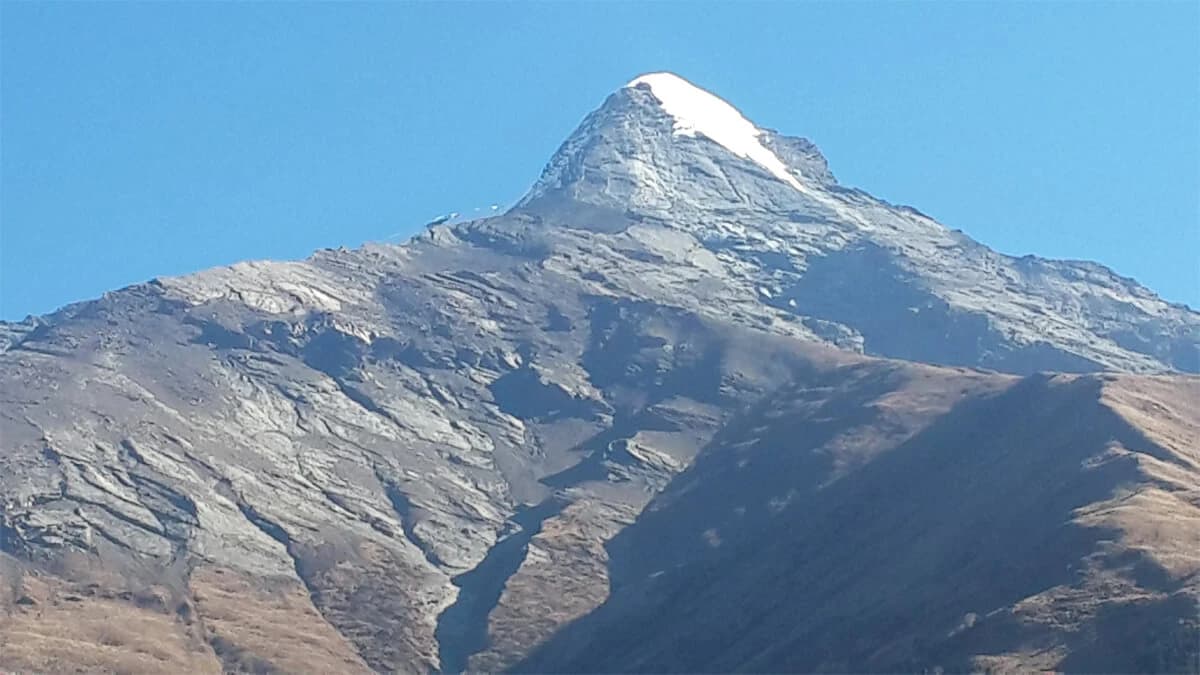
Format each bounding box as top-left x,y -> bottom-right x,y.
5,73 -> 1194,374
1,72 -> 1197,673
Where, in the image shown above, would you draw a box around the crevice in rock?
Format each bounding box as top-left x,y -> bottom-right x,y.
231,494 -> 322,605
373,469 -> 447,570
74,514 -> 140,553
433,496 -> 568,674
336,381 -> 394,420
72,496 -> 169,539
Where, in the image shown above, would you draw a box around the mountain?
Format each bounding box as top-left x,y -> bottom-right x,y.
516,72 -> 1197,374
1,72 -> 1197,673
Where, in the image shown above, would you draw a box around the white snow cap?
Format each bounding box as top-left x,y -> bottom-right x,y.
626,72 -> 803,191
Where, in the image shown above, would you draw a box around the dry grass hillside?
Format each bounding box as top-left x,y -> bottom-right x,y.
518,372 -> 1200,674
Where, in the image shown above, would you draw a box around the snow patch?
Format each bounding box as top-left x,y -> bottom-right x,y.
627,72 -> 804,191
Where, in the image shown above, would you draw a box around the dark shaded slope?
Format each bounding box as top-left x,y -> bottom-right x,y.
517,373 -> 1200,674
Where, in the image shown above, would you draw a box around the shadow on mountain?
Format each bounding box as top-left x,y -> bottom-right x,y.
514,373 -> 1192,673
781,243 -> 1104,374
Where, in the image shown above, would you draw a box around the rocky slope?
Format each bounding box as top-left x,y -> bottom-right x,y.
518,373 -> 1200,673
1,72 -> 1197,673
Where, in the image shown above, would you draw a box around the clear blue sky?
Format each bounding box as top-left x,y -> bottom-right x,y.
2,1 -> 1197,320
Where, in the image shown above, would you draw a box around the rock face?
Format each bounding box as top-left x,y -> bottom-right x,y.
1,72 -> 1197,673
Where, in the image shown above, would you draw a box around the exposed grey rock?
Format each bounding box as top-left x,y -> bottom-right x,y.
518,76 -> 1197,374
1,71 -> 1196,673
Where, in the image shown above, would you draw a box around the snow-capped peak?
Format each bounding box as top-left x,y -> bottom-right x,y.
626,72 -> 803,191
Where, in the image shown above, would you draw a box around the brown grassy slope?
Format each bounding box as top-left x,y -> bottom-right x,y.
1082,376 -> 1200,583
516,372 -> 1200,674
0,556 -> 221,674
0,560 -> 371,674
